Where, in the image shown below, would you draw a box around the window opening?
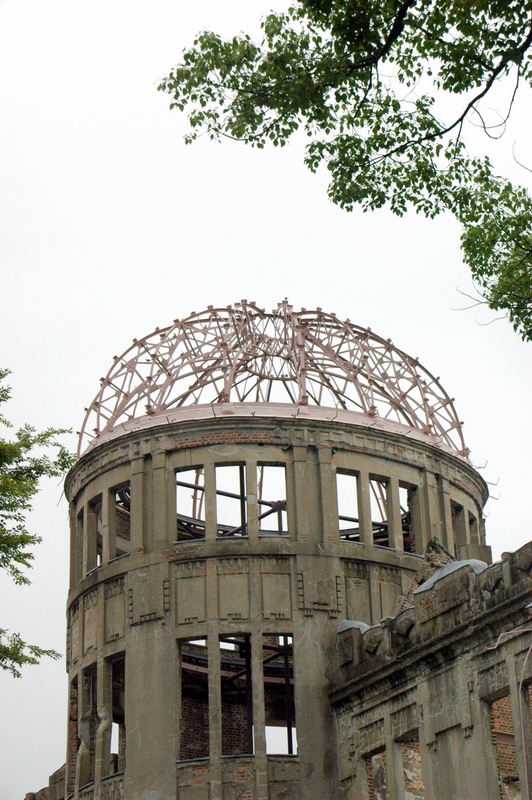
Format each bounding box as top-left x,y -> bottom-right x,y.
176,468 -> 206,541
179,638 -> 209,759
490,695 -> 520,795
110,723 -> 119,763
365,748 -> 388,800
75,509 -> 84,584
257,465 -> 287,536
89,495 -> 103,567
398,732 -> 425,798
67,677 -> 79,795
109,655 -> 126,774
79,664 -> 97,786
262,635 -> 296,755
114,484 -> 131,556
215,465 -> 247,537
451,501 -> 467,551
399,485 -> 416,553
468,511 -> 479,543
220,635 -> 253,755
336,471 -> 360,542
369,478 -> 389,548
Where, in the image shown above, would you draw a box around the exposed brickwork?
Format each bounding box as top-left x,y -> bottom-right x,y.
222,695 -> 251,756
182,763 -> 210,787
180,693 -> 210,760
116,508 -> 130,541
401,736 -> 425,798
365,750 -> 388,800
395,538 -> 454,614
173,431 -> 284,451
415,567 -> 479,624
67,678 -> 79,795
490,695 -> 520,799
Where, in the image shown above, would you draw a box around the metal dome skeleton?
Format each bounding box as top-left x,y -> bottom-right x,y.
78,300 -> 467,457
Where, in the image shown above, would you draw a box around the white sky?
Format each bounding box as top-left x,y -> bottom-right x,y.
0,2 -> 531,796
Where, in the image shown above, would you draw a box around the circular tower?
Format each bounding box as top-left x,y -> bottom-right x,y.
64,300 -> 489,800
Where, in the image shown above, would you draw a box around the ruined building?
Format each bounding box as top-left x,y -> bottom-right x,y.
28,301 -> 532,800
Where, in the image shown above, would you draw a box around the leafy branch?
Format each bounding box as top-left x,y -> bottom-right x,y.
159,0 -> 532,340
0,368 -> 75,676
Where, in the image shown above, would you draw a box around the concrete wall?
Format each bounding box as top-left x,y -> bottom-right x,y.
332,541 -> 532,800
29,410 -> 493,800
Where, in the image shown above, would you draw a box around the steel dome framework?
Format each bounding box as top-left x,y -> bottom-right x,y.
78,300 -> 467,456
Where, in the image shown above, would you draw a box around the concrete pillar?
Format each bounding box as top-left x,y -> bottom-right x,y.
410,481 -> 424,554
251,631 -> 267,800
152,451 -> 168,547
101,488 -> 115,564
76,668 -> 93,790
83,501 -> 98,577
437,477 -> 453,552
95,657 -> 112,783
70,503 -> 82,587
123,621 -> 178,800
387,476 -> 403,553
246,460 -> 259,544
369,564 -> 382,624
130,457 -> 145,553
166,461 -> 177,544
319,448 -> 338,544
294,610 -> 338,799
357,470 -> 373,548
208,631 -> 222,800
293,445 -> 311,541
204,462 -> 217,541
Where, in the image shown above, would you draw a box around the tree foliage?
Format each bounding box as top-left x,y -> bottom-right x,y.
159,0 -> 532,340
0,369 -> 75,677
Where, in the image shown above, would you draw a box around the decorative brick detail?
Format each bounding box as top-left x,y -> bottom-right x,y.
105,576 -> 125,599
176,560 -> 206,577
378,566 -> 401,584
218,558 -> 250,574
174,431 -> 284,451
102,776 -> 124,800
297,571 -> 342,617
260,555 -> 291,573
83,587 -> 99,610
344,561 -> 369,580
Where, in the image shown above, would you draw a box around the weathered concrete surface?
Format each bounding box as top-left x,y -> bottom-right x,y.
332,541 -> 532,799
27,408 -> 506,800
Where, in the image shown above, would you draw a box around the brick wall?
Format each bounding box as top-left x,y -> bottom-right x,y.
401,736 -> 425,799
490,695 -> 520,799
222,694 -> 251,756
180,693 -> 210,760
365,750 -> 388,800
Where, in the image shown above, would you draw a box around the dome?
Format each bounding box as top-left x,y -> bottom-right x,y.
78,300 -> 467,458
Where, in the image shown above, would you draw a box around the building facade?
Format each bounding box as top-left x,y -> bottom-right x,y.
26,302 -> 531,800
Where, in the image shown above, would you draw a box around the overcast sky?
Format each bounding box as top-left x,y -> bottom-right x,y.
1,2 -> 531,797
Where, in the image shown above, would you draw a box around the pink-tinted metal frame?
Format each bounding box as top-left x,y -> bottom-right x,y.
78,301 -> 467,457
